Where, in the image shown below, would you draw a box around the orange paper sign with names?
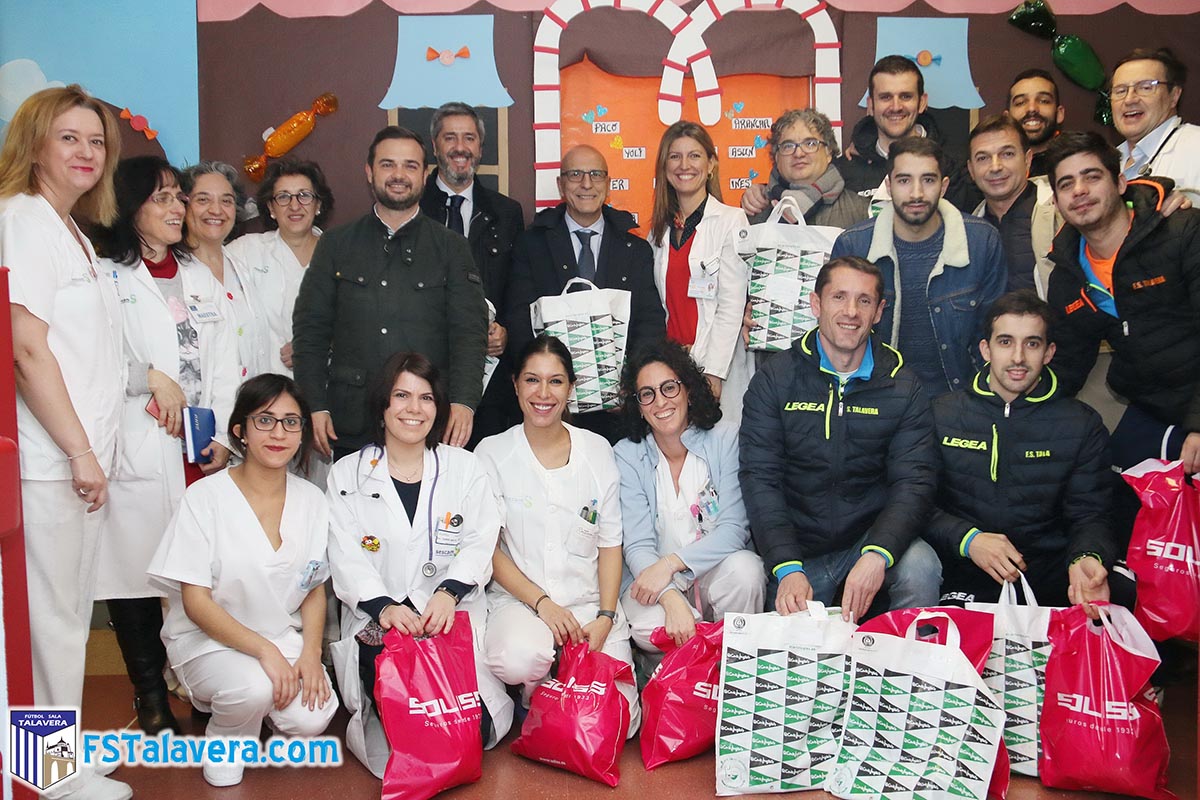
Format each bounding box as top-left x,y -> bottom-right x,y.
561,57 -> 811,234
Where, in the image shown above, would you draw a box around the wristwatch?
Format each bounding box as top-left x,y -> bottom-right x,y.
596,609 -> 617,621
435,585 -> 461,605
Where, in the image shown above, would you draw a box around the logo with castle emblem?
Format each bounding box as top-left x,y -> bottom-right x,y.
9,708 -> 78,791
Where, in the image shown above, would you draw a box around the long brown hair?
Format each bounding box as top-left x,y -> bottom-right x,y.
650,121 -> 722,244
0,85 -> 120,224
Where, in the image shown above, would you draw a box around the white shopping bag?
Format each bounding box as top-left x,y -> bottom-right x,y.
737,196 -> 842,352
825,611 -> 1005,800
715,603 -> 857,795
530,277 -> 631,413
967,573 -> 1055,776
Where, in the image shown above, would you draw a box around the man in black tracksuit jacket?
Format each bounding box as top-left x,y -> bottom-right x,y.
929,291 -> 1128,608
740,256 -> 940,623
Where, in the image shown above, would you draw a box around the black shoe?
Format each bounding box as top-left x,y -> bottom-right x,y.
134,693 -> 181,735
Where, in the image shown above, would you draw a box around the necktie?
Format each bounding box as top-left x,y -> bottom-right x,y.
447,194 -> 465,236
575,229 -> 596,282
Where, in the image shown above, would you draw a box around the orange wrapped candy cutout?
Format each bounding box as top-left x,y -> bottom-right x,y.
244,93 -> 338,181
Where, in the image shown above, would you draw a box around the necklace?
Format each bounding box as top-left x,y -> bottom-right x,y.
388,456 -> 423,482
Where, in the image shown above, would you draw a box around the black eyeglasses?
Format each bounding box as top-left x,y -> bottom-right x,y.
561,169 -> 608,184
272,190 -> 317,206
249,414 -> 306,432
776,139 -> 826,156
636,379 -> 683,406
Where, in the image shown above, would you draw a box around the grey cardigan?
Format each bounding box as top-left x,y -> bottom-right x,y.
614,420 -> 754,593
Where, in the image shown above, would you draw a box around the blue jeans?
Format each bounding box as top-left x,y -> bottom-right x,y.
767,535 -> 942,611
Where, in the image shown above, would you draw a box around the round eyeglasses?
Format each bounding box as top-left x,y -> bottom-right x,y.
636,379 -> 683,406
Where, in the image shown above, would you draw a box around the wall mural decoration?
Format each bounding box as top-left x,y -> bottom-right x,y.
858,17 -> 983,109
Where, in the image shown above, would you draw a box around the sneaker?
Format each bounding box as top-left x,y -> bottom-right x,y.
44,771 -> 132,800
202,757 -> 245,787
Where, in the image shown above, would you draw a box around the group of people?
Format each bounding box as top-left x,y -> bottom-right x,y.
1,40 -> 1196,800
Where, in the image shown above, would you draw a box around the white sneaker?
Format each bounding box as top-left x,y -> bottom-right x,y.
202,757 -> 245,787
43,771 -> 132,800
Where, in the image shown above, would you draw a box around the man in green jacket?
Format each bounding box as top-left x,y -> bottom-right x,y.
293,126 -> 487,457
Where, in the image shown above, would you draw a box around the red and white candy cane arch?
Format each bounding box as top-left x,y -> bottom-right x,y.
532,0 -> 842,209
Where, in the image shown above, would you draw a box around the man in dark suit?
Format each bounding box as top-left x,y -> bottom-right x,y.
420,102 -> 525,447
507,144 -> 665,442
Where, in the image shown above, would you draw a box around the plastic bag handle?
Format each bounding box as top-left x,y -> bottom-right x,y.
998,573 -> 1041,609
560,276 -> 600,294
805,600 -> 827,619
903,610 -> 962,650
762,194 -> 811,227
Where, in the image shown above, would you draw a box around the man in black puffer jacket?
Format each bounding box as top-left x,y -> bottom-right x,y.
740,256 -> 940,624
930,291 -> 1133,608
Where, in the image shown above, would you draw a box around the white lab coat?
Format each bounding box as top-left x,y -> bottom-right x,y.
226,228 -> 319,377
651,197 -> 754,424
211,248 -> 272,380
326,443 -> 513,777
96,255 -> 240,599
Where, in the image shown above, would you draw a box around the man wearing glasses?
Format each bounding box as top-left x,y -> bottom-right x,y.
505,144 -> 664,442
1111,47 -> 1200,202
740,108 -> 869,228
739,255 -> 940,623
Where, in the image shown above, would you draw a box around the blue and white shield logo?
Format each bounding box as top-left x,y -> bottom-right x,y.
9,708 -> 78,790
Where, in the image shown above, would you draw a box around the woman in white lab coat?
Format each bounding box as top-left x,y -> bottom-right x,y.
226,157 -> 332,377
327,351 -> 513,778
476,334 -> 641,737
1,85 -> 134,800
649,121 -> 753,425
181,161 -> 272,379
92,156 -> 240,735
148,374 -> 337,787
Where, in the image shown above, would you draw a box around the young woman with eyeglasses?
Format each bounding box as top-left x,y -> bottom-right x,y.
227,157 -> 334,378
649,121 -> 754,426
148,374 -> 337,787
614,339 -> 764,652
91,155 -> 241,738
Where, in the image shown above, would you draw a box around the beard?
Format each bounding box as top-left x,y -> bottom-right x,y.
437,149 -> 479,186
895,200 -> 937,228
1022,113 -> 1058,146
373,179 -> 419,211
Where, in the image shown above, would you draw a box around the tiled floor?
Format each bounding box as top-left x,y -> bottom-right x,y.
82,630 -> 1197,800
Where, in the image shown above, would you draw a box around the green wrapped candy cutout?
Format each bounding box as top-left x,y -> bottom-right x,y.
1095,90 -> 1114,127
1008,0 -> 1057,40
1052,34 -> 1105,91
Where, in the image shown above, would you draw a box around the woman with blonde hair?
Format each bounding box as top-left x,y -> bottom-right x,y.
649,121 -> 752,424
0,84 -> 131,800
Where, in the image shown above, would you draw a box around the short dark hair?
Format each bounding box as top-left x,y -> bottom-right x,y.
814,256 -> 885,304
886,136 -> 945,179
367,125 -> 427,166
94,156 -> 191,266
619,339 -> 721,443
366,351 -> 449,450
180,160 -> 248,242
1043,131 -> 1121,188
869,55 -> 924,99
514,333 -> 576,384
256,157 -> 334,231
1008,68 -> 1060,105
228,373 -> 315,474
430,102 -> 485,143
983,289 -> 1055,343
1114,47 -> 1187,89
969,114 -> 1030,153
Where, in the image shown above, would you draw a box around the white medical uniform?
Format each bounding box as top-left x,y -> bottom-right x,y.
475,423 -> 641,738
326,444 -> 513,778
226,228 -> 319,377
96,256 -> 240,599
1,192 -> 123,709
147,471 -> 337,738
204,248 -> 271,380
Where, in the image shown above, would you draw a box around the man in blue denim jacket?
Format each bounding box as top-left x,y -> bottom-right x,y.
832,138 -> 1007,396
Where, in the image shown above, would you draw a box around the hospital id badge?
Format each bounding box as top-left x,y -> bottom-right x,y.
687,269 -> 718,300
187,300 -> 222,324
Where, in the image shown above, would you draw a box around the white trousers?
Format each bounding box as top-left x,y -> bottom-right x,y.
174,649 -> 338,739
22,480 -> 104,712
623,549 -> 766,652
483,602 -> 642,738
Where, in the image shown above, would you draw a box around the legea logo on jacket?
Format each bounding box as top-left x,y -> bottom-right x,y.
1146,539 -> 1200,566
941,436 -> 988,451
784,401 -> 824,413
408,691 -> 482,716
1055,693 -> 1140,721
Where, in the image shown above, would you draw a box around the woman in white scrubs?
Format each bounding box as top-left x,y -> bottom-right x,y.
148,374 -> 337,787
327,352 -> 512,778
226,157 -> 332,377
1,85 -> 131,800
477,334 -> 641,737
92,156 -> 240,734
614,339 -> 764,653
181,161 -> 271,379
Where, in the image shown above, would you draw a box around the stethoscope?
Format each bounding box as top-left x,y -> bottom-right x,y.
1136,118 -> 1182,177
340,445 -> 443,578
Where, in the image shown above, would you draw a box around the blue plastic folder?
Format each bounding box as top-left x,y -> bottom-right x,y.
184,406 -> 216,464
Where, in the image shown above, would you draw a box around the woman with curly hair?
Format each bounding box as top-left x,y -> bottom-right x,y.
614,339 -> 764,650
